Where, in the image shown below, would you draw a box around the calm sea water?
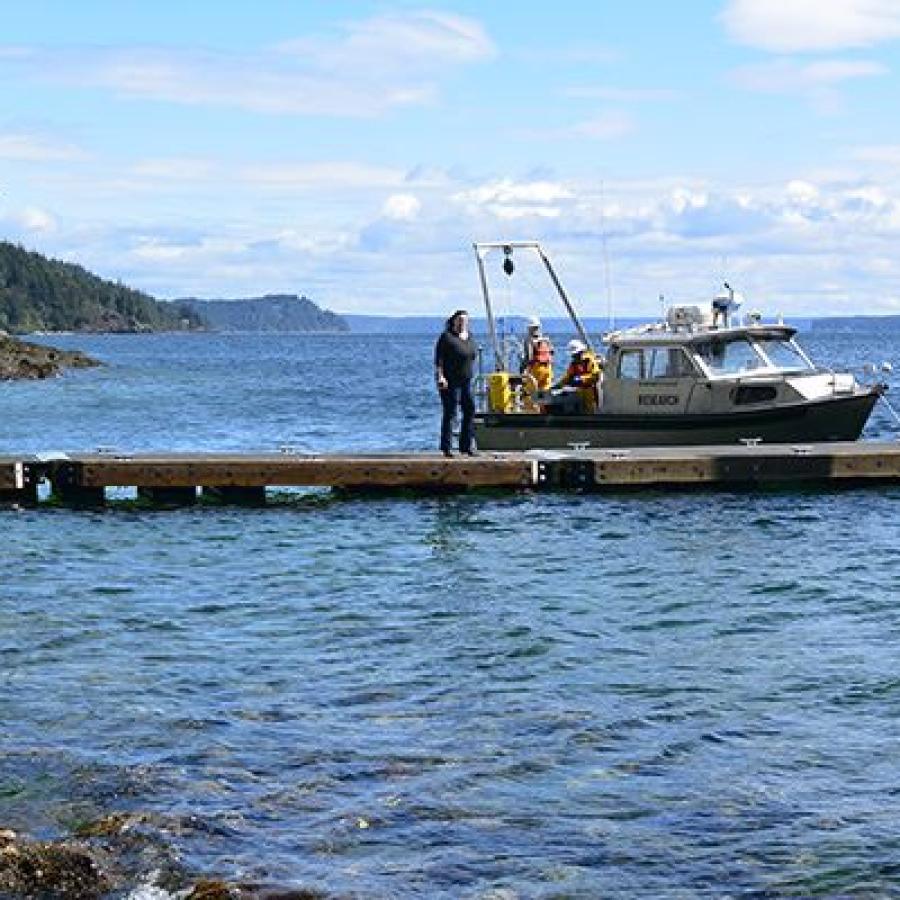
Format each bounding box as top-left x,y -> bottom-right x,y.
3,328 -> 900,898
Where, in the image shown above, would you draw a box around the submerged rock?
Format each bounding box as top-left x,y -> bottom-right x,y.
0,821 -> 333,899
188,880 -> 236,900
0,830 -> 111,897
0,334 -> 100,381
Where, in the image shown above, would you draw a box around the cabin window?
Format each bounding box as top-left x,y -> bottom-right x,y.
733,385 -> 778,405
618,350 -> 645,380
695,338 -> 765,376
755,338 -> 813,372
647,348 -> 696,379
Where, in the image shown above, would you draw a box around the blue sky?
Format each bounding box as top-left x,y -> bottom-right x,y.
2,0 -> 900,316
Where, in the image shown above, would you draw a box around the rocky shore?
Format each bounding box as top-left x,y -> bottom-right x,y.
0,820 -> 329,898
0,333 -> 99,380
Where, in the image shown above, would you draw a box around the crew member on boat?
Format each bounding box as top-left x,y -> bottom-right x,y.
521,317 -> 553,387
555,339 -> 602,413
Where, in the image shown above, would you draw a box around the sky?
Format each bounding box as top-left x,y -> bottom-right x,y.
2,0 -> 900,317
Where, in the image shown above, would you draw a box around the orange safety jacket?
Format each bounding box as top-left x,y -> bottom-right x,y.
524,337 -> 554,391
530,338 -> 552,365
558,352 -> 602,412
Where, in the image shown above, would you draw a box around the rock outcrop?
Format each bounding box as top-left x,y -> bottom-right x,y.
0,333 -> 100,380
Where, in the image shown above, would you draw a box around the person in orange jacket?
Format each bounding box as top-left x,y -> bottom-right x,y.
519,317 -> 554,411
556,339 -> 602,413
521,317 -> 553,387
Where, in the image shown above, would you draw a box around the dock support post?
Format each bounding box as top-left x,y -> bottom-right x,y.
202,486 -> 267,505
137,486 -> 198,506
0,486 -> 38,505
49,461 -> 106,507
0,460 -> 39,505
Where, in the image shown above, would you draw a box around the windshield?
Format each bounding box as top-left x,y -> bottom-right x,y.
754,338 -> 814,371
694,338 -> 767,376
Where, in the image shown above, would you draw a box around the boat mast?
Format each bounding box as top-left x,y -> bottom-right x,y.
473,240 -> 594,366
473,244 -> 504,370
535,246 -> 593,350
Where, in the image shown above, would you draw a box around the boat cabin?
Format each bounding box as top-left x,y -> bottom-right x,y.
600,313 -> 835,416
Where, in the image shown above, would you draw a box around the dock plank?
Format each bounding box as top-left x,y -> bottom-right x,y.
7,442 -> 900,504
564,441 -> 900,488
69,453 -> 537,491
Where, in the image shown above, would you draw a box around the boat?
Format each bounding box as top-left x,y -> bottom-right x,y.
472,241 -> 886,450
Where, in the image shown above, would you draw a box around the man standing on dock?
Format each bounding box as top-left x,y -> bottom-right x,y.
435,310 -> 477,457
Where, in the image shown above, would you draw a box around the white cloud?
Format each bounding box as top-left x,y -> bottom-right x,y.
721,0 -> 900,52
0,133 -> 87,162
453,179 -> 575,219
731,58 -> 887,112
564,86 -> 682,102
514,42 -> 620,66
733,58 -> 887,90
13,168 -> 900,315
277,10 -> 494,70
239,162 -> 408,190
571,111 -> 636,140
3,205 -> 58,234
0,11 -> 495,118
852,144 -> 900,165
132,158 -> 215,180
382,194 -> 421,221
785,179 -> 820,204
460,180 -> 574,206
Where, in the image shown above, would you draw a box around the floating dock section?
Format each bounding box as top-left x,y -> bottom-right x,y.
0,441 -> 898,506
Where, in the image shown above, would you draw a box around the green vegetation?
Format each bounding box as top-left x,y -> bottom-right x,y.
0,241 -> 202,333
173,294 -> 349,332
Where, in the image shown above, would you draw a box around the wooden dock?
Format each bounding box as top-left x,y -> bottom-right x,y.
0,441 -> 898,506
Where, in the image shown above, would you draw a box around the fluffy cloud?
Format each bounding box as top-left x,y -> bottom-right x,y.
0,133 -> 87,162
852,145 -> 900,166
564,86 -> 682,103
239,161 -> 410,190
571,111 -> 636,141
731,58 -> 887,112
131,158 -> 215,180
454,179 -> 576,219
276,11 -> 494,71
1,205 -> 59,235
13,168 -> 900,315
382,194 -> 422,221
0,11 -> 495,118
721,0 -> 900,53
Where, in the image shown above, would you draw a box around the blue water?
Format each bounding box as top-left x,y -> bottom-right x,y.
3,328 -> 900,897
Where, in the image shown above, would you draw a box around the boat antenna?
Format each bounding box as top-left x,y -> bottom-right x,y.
600,181 -> 614,331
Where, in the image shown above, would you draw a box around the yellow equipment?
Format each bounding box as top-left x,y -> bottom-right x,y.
487,372 -> 514,412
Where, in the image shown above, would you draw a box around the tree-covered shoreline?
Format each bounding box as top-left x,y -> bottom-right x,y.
0,242 -> 203,334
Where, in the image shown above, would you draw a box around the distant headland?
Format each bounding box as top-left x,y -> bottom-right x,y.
0,241 -> 348,379
170,294 -> 349,332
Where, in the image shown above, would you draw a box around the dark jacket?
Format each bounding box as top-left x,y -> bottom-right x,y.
435,331 -> 477,384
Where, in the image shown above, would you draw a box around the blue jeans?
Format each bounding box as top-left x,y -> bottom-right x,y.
440,380 -> 475,453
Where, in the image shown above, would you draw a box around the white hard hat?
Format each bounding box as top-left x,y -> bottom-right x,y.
526,316 -> 541,328
567,339 -> 587,355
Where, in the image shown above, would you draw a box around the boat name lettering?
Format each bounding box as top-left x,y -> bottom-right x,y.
638,394 -> 680,406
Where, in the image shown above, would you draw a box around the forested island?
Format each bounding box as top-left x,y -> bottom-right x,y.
172,294 -> 349,332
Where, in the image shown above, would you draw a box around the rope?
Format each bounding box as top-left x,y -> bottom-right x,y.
878,392 -> 900,435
